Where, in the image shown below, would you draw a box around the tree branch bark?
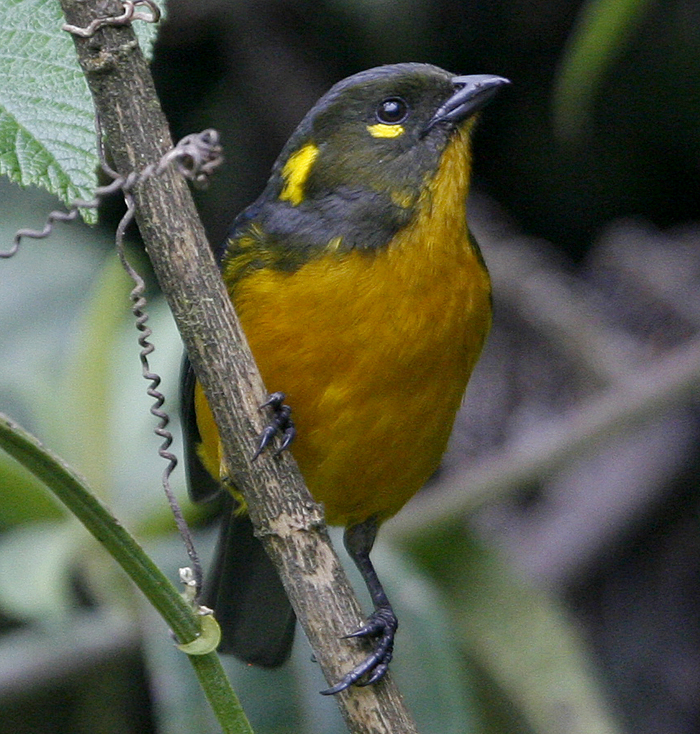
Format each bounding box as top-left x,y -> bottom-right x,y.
58,0 -> 417,731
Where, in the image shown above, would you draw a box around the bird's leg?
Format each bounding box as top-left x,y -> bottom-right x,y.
252,392 -> 296,459
321,516 -> 398,695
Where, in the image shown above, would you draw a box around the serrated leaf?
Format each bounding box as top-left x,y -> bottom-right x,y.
0,0 -> 98,218
0,0 -> 166,222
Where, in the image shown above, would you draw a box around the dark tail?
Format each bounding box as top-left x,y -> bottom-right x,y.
202,502 -> 296,667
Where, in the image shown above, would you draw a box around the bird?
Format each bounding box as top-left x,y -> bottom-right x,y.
180,62 -> 509,694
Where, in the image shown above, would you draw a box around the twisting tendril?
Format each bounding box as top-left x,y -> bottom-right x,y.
62,0 -> 161,37
3,126 -> 224,596
1,128 -> 222,260
0,177 -> 125,259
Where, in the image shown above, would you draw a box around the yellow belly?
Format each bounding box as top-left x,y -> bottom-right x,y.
197,131 -> 492,526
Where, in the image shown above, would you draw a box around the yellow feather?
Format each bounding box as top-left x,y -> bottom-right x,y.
219,126 -> 491,526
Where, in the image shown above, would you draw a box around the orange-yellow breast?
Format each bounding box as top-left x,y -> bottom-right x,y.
196,128 -> 491,527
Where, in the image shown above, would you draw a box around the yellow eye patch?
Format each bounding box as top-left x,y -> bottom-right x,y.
280,143 -> 320,205
366,123 -> 405,139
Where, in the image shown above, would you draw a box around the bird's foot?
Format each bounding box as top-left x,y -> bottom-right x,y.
320,606 -> 398,695
252,392 -> 295,460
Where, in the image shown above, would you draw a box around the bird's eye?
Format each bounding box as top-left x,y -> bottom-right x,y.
376,97 -> 409,124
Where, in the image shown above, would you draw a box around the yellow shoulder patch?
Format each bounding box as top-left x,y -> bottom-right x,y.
367,123 -> 405,139
280,142 -> 319,205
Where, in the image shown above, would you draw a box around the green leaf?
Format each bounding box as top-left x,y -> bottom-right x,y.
0,0 -> 165,222
0,521 -> 79,624
0,0 -> 98,218
0,452 -> 65,526
417,530 -> 623,734
553,0 -> 656,140
57,252 -> 132,496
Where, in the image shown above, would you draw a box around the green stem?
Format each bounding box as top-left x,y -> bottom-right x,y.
0,412 -> 253,734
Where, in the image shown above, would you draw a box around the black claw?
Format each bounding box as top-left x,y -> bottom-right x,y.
251,425 -> 278,461
320,679 -> 352,696
320,607 -> 397,695
252,392 -> 295,460
274,422 -> 296,457
260,391 -> 286,411
358,663 -> 388,687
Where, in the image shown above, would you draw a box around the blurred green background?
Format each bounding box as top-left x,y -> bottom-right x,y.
2,0 -> 700,732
